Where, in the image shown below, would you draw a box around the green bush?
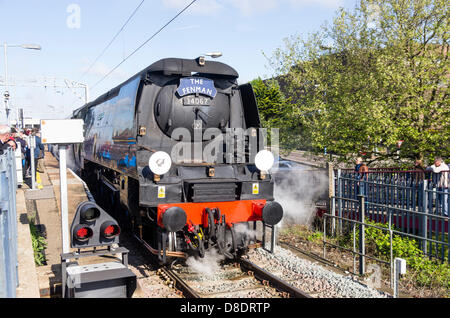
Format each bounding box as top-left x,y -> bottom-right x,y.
28,217 -> 47,266
346,220 -> 449,290
307,231 -> 324,243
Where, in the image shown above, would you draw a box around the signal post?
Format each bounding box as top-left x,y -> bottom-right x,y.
41,119 -> 84,257
41,119 -> 136,298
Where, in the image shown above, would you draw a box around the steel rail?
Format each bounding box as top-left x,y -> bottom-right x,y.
160,267 -> 201,298
161,259 -> 311,299
278,241 -> 339,269
133,230 -> 309,298
131,233 -> 199,297
238,258 -> 311,298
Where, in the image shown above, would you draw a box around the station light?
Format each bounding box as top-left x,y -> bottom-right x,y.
73,225 -> 93,242
101,221 -> 121,239
70,201 -> 121,248
205,52 -> 222,58
79,203 -> 101,222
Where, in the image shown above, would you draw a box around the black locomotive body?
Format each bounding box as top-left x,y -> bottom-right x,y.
72,57 -> 283,262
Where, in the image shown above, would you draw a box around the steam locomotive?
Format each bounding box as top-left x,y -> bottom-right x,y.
71,57 -> 283,263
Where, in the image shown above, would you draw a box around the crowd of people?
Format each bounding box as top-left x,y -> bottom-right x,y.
354,156 -> 449,175
0,124 -> 45,178
354,156 -> 449,216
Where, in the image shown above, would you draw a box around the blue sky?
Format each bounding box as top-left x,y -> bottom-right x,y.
0,0 -> 357,122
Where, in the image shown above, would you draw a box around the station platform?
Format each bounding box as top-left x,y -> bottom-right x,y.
16,151 -> 122,297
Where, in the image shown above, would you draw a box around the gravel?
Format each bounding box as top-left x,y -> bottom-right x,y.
247,246 -> 390,298
122,232 -> 390,298
173,261 -> 281,298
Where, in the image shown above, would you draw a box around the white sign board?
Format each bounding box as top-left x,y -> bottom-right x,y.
40,119 -> 84,144
395,258 -> 407,275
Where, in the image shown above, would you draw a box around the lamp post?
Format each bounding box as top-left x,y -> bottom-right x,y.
3,43 -> 42,126
205,52 -> 222,58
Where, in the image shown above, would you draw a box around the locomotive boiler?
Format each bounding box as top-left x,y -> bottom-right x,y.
71,57 -> 283,263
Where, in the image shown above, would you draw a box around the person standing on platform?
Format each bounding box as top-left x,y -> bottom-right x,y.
0,125 -> 12,153
428,157 -> 449,216
34,129 -> 45,174
355,157 -> 363,174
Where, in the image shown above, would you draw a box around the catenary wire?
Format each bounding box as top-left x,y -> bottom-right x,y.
78,0 -> 146,81
90,0 -> 198,91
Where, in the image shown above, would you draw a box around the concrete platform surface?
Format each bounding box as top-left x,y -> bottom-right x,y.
15,189 -> 40,298
20,151 -> 121,297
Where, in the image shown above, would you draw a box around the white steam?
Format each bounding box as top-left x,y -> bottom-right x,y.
234,223 -> 258,242
273,167 -> 328,227
185,249 -> 225,277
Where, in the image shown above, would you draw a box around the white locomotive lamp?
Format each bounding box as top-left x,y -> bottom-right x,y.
149,151 -> 172,175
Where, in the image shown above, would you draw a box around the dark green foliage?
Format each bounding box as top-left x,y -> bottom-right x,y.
29,217 -> 47,266
250,77 -> 310,152
266,0 -> 449,163
344,220 -> 449,289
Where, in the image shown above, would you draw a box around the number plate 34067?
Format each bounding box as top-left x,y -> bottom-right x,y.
183,96 -> 211,106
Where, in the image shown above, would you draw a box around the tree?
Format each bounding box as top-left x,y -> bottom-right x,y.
250,77 -> 312,151
268,0 -> 449,164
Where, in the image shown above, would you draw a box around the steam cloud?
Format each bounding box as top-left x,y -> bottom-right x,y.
273,167 -> 328,228
234,223 -> 258,241
186,249 -> 225,276
50,144 -> 78,173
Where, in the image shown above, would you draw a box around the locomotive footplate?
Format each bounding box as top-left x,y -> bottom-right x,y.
157,199 -> 267,228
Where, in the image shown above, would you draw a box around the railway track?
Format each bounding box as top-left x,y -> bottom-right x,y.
239,258 -> 310,298
128,231 -> 311,298
122,232 -> 387,298
278,241 -> 343,270
157,257 -> 311,298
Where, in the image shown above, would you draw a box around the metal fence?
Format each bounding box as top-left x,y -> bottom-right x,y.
0,148 -> 18,298
331,168 -> 449,262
